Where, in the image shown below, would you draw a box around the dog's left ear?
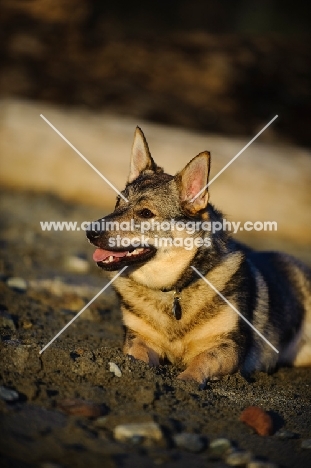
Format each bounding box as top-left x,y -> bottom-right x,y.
128,127 -> 158,183
176,151 -> 211,215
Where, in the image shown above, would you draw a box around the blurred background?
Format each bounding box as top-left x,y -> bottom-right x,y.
0,0 -> 310,265
1,0 -> 311,145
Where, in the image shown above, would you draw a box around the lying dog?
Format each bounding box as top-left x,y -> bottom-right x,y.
87,127 -> 311,385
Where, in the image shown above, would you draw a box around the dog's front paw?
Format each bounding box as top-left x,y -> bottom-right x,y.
177,369 -> 197,382
178,343 -> 239,385
177,369 -> 207,389
126,343 -> 159,367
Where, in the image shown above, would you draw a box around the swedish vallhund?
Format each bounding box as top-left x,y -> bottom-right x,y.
86,127 -> 311,385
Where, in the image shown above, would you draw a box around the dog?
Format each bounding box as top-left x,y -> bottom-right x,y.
86,127 -> 311,385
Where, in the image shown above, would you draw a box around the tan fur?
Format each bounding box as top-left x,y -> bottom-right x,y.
285,265 -> 311,367
87,127 -> 311,384
177,343 -> 239,382
129,246 -> 196,290
242,264 -> 270,373
183,305 -> 239,362
116,252 -> 243,380
124,335 -> 160,367
122,304 -> 238,362
293,303 -> 311,366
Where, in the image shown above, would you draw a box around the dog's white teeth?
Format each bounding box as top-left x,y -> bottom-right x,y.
125,248 -> 145,258
102,248 -> 147,263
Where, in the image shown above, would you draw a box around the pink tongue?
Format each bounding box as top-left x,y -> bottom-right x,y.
93,248 -> 128,262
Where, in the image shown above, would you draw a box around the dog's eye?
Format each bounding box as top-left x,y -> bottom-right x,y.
138,208 -> 154,218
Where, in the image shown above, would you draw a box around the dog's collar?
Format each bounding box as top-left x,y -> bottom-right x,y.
172,290 -> 182,320
161,278 -> 194,320
160,268 -> 198,320
160,287 -> 182,320
160,286 -> 175,292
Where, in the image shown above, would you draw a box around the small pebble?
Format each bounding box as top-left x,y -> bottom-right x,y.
209,438 -> 232,457
226,450 -> 252,466
61,296 -> 85,312
21,319 -> 33,329
301,439 -> 311,449
64,255 -> 89,273
109,362 -> 122,377
0,311 -> 16,330
274,429 -> 296,440
240,406 -> 273,436
173,432 -> 206,452
94,416 -> 108,428
57,398 -> 102,418
248,461 -> 278,468
114,422 -> 163,443
0,385 -> 19,401
6,277 -> 27,291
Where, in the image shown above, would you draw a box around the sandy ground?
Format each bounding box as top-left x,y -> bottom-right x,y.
1,188 -> 311,468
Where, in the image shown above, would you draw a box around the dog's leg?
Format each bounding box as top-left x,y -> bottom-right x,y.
177,342 -> 239,384
124,329 -> 160,367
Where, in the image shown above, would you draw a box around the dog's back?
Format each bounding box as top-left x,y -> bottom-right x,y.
243,248 -> 311,370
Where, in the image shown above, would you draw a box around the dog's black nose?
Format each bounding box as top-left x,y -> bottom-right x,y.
86,221 -> 102,242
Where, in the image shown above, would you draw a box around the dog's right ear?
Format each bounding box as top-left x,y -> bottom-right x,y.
127,127 -> 157,184
128,127 -> 157,183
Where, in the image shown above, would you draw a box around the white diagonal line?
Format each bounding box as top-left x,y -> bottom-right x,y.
40,114 -> 129,202
39,266 -> 128,355
191,115 -> 278,202
191,266 -> 279,354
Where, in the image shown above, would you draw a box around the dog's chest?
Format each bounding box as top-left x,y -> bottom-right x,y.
116,277 -> 239,363
122,289 -> 193,360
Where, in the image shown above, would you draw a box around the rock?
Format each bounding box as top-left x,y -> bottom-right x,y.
209,438 -> 232,457
28,278 -> 100,297
0,386 -> 19,401
109,362 -> 122,377
226,451 -> 252,466
57,398 -> 102,418
247,461 -> 278,468
301,439 -> 311,449
114,422 -> 163,443
94,416 -> 108,428
6,277 -> 27,291
274,429 -> 296,440
64,255 -> 89,273
0,311 -> 16,330
21,319 -> 33,329
240,406 -> 273,436
61,295 -> 85,312
173,432 -> 206,452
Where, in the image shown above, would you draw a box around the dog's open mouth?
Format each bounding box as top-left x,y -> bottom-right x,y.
93,246 -> 156,270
